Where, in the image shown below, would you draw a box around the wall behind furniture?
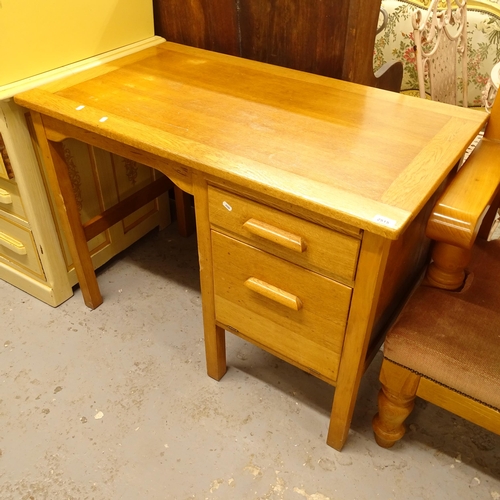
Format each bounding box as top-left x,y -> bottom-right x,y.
0,0 -> 154,87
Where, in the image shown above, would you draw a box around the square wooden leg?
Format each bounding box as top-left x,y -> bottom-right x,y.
174,185 -> 195,237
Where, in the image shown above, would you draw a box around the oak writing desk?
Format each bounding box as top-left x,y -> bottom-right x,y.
15,42 -> 488,450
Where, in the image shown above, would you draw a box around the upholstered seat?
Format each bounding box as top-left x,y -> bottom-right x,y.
383,237 -> 500,412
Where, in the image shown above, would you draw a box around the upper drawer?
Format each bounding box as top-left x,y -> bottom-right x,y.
208,186 -> 360,283
0,178 -> 26,221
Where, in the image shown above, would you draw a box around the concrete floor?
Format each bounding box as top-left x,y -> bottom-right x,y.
1,222 -> 500,500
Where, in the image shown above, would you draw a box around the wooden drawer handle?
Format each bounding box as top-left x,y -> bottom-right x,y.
243,218 -> 307,253
0,188 -> 12,204
244,277 -> 303,311
0,231 -> 26,255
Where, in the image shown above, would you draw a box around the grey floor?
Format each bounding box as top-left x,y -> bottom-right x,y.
1,222 -> 499,500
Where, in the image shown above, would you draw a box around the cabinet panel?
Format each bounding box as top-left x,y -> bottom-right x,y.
95,149 -> 164,234
0,215 -> 44,279
153,0 -> 389,88
40,139 -> 170,279
0,132 -> 14,180
0,178 -> 26,221
238,0 -> 349,78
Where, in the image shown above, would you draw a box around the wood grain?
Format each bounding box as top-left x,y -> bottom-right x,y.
207,185 -> 360,283
426,139 -> 500,249
327,232 -> 391,450
15,42 -> 487,239
212,231 -> 352,384
153,0 -> 402,91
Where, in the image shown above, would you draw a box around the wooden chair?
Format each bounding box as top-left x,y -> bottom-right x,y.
413,0 -> 468,106
372,97 -> 500,448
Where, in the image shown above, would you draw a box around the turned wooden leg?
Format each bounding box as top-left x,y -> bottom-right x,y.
425,241 -> 471,290
373,384 -> 415,447
372,359 -> 420,448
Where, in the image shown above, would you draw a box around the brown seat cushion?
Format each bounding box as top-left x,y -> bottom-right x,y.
384,238 -> 500,410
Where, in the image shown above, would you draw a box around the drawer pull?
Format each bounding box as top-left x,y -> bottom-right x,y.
0,188 -> 12,204
0,231 -> 26,255
243,218 -> 307,253
244,277 -> 303,311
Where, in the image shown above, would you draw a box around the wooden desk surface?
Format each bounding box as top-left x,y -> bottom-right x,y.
15,42 -> 487,238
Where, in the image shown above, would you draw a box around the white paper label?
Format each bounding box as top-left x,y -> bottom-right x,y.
373,215 -> 397,228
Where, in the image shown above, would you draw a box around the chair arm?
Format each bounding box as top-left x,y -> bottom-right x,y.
426,137 -> 500,250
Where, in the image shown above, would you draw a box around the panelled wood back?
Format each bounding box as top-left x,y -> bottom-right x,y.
238,0 -> 351,79
153,0 -> 239,56
153,0 -> 402,91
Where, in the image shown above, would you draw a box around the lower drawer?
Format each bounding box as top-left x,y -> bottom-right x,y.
211,231 -> 352,383
0,215 -> 44,279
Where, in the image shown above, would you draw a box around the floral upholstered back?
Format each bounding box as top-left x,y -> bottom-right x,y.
375,0 -> 500,107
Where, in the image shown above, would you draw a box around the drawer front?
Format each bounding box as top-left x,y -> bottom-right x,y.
212,231 -> 352,383
208,186 -> 360,283
0,215 -> 44,279
0,178 -> 26,220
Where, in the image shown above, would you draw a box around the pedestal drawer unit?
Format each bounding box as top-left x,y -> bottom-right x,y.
208,185 -> 362,384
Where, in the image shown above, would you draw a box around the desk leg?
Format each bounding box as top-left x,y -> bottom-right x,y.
327,233 -> 391,450
33,113 -> 103,309
193,174 -> 227,380
174,185 -> 196,237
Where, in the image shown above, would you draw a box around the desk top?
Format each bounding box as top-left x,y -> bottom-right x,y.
15,42 -> 488,239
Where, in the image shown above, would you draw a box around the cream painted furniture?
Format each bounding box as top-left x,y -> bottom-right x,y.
15,42 -> 488,450
0,98 -> 171,307
0,38 -> 174,306
0,0 -> 180,306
